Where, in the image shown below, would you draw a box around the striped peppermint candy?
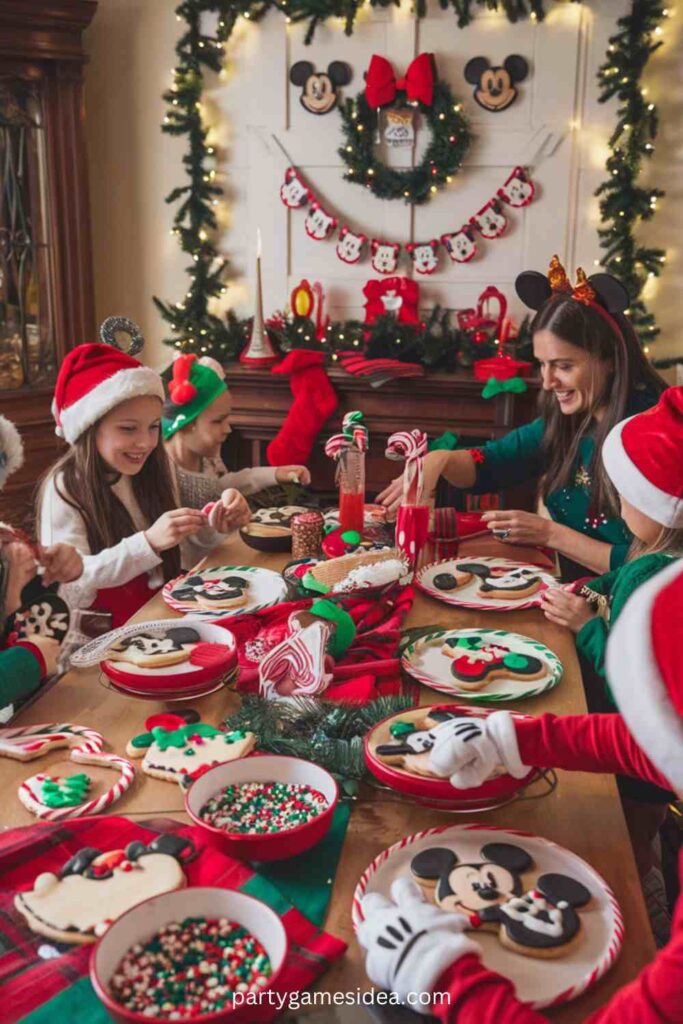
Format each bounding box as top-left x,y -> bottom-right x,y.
259,622 -> 332,699
0,722 -> 135,821
385,428 -> 428,505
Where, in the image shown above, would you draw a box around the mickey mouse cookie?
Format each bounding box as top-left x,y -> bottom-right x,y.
170,573 -> 250,611
432,569 -> 473,592
410,843 -> 592,959
105,627 -> 200,668
126,714 -> 255,785
15,834 -> 195,944
441,636 -> 546,691
374,709 -> 487,779
457,562 -> 544,600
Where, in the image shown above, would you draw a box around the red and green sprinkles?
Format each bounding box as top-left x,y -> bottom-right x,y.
110,916 -> 271,1018
200,780 -> 327,834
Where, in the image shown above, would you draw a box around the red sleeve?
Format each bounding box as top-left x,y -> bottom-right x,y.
514,713 -> 671,791
433,853 -> 683,1024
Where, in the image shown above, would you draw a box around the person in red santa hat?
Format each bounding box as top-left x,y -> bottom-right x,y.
38,343 -> 241,628
358,554 -> 683,1022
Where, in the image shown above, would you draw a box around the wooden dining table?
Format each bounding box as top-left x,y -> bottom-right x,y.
1,533 -> 655,1022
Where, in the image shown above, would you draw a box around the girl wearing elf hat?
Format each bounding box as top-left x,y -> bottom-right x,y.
162,353 -> 310,506
0,416 -> 82,710
358,557 -> 683,1021
39,342 -> 241,627
378,257 -> 665,582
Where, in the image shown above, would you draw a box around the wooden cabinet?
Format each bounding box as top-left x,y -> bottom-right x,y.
224,363 -> 540,508
0,0 -> 97,528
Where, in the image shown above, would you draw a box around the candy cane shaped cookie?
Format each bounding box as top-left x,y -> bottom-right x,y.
385,429 -> 428,505
0,723 -> 135,821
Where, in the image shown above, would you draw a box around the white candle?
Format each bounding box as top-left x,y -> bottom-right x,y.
256,228 -> 262,261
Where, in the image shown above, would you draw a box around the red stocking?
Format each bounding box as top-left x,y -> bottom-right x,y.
266,350 -> 338,466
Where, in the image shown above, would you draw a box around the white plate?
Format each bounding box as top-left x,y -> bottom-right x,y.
352,824 -> 623,1009
401,628 -> 563,703
417,556 -> 559,611
163,565 -> 288,619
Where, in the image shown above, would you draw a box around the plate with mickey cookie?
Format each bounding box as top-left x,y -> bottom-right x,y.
365,704 -> 539,809
95,620 -> 238,696
401,628 -> 563,703
417,556 -> 559,611
352,823 -> 623,1009
240,505 -> 311,553
163,565 -> 288,619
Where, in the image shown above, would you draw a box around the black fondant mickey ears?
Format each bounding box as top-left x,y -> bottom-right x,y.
411,847 -> 459,880
481,843 -> 534,874
587,273 -> 630,314
536,873 -> 592,908
515,270 -> 553,311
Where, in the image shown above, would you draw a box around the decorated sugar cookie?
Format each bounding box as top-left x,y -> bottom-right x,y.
105,626 -> 200,668
410,843 -> 591,959
170,573 -> 250,611
457,562 -> 543,600
432,569 -> 473,592
15,834 -> 195,944
374,709 -> 468,778
0,723 -> 135,820
441,636 -> 546,691
247,506 -> 309,538
126,714 -> 255,785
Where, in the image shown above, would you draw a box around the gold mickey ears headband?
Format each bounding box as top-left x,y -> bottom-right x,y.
548,255 -> 597,306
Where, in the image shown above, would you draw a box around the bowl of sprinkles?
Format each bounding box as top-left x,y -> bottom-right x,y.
185,755 -> 338,861
90,886 -> 288,1023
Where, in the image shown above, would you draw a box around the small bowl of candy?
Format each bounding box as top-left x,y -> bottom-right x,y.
90,886 -> 288,1023
185,755 -> 338,862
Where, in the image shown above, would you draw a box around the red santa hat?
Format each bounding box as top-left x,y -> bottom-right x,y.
602,386 -> 683,528
52,343 -> 164,444
607,558 -> 683,791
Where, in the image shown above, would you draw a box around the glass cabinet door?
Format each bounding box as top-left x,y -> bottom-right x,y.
0,75 -> 56,390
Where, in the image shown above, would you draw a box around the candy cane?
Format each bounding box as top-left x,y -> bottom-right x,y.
324,411 -> 369,462
0,723 -> 135,821
385,429 -> 428,505
259,623 -> 331,700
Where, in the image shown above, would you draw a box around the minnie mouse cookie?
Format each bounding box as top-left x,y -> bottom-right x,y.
170,573 -> 250,611
15,834 -> 195,944
126,714 -> 255,784
410,843 -> 592,959
441,636 -> 546,691
105,627 -> 200,668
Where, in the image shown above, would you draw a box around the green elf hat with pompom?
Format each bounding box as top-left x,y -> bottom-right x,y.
162,354 -> 228,439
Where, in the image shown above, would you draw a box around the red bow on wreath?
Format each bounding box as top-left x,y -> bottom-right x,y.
365,53 -> 435,109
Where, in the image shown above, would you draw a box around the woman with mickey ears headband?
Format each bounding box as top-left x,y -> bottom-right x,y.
377,257 -> 666,581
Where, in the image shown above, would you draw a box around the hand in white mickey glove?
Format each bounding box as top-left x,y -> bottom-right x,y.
428,711 -> 530,790
357,877 -> 480,1013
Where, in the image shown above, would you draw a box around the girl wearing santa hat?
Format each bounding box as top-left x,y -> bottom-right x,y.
0,416 -> 82,710
358,556 -> 683,1022
39,343 -> 243,628
162,353 -> 310,505
378,258 -> 665,581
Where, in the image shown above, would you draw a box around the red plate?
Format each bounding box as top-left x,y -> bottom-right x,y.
365,703 -> 538,810
101,643 -> 237,692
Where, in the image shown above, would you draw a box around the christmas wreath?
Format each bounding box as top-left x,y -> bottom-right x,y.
338,54 -> 471,206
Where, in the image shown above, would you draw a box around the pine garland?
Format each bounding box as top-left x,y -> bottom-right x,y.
157,0 -> 666,358
223,693 -> 414,780
594,0 -> 667,345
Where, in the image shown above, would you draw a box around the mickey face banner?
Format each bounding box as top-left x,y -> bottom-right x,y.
278,164 -> 537,272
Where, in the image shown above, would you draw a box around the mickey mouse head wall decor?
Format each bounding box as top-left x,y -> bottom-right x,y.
290,61 -> 352,115
464,56 -> 529,113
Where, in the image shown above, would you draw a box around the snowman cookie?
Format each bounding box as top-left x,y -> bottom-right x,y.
15,834 -> 195,944
105,627 -> 200,668
126,715 -> 255,784
410,843 -> 592,960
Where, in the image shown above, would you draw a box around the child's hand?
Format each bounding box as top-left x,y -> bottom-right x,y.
211,489 -> 251,533
145,509 -> 208,552
540,588 -> 595,632
3,541 -> 37,617
40,543 -> 83,585
275,465 -> 311,486
18,635 -> 61,677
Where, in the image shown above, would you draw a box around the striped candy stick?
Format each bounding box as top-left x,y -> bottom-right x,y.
259,622 -> 331,699
0,722 -> 135,820
385,428 -> 428,505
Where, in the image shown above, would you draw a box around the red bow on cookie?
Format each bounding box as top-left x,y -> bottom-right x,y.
365,53 -> 435,109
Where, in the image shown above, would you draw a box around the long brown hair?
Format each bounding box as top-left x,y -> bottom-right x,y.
628,527 -> 683,561
533,296 -> 665,516
38,425 -> 181,580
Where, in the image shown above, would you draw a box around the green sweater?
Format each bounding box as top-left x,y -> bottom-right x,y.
0,644 -> 43,709
576,553 -> 675,683
470,387 -> 659,570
